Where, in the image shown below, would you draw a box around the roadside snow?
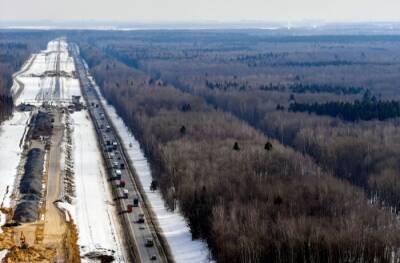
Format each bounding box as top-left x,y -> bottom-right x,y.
70,110 -> 126,262
0,250 -> 7,261
0,112 -> 30,219
92,81 -> 212,262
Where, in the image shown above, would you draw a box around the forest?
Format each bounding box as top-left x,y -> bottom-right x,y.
0,30 -> 51,122
70,30 -> 400,262
205,81 -> 363,94
289,93 -> 400,121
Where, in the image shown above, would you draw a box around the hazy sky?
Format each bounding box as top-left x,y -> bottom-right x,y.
1,0 -> 400,22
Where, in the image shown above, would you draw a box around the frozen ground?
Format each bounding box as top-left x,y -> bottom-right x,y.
69,110 -> 126,262
0,112 -> 30,220
91,79 -> 212,263
12,38 -> 81,106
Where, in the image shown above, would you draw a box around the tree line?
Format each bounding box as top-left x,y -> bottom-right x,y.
289,98 -> 400,121
206,80 -> 247,91
0,31 -> 52,123
206,81 -> 362,95
0,94 -> 13,123
289,83 -> 363,95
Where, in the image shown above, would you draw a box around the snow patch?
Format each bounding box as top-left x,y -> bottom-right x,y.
0,112 -> 30,210
69,110 -> 126,262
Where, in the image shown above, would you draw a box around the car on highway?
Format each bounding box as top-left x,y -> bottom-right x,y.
133,197 -> 139,207
145,239 -> 154,247
112,141 -> 118,150
138,213 -> 145,223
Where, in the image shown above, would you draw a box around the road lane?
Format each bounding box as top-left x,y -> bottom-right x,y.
70,43 -> 170,263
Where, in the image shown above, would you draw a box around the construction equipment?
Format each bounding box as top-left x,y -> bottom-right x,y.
20,232 -> 28,249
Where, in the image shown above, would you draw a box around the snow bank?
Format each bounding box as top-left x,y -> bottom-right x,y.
92,82 -> 212,262
0,112 -> 30,216
70,110 -> 126,262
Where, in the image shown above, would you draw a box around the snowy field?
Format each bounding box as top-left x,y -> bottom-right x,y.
60,77 -> 80,100
0,111 -> 30,217
12,39 -> 81,105
69,110 -> 126,262
91,79 -> 212,263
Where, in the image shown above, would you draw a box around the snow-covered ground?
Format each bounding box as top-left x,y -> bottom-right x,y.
1,38 -> 126,261
0,38 -> 77,212
60,77 -> 81,100
91,79 -> 212,262
0,111 -> 30,220
68,110 -> 126,262
12,38 -> 81,106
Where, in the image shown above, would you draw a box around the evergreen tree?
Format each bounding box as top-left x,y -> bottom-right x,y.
180,125 -> 186,135
150,180 -> 158,191
181,103 -> 192,112
276,104 -> 285,111
265,141 -> 273,151
233,141 -> 240,151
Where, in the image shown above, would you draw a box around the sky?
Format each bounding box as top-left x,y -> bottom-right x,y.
1,0 -> 400,23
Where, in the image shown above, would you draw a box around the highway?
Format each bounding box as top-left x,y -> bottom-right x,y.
70,43 -> 170,263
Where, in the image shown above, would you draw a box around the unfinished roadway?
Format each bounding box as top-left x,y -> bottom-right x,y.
0,38 -> 127,262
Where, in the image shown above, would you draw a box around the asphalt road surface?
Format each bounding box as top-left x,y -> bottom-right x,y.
70,43 -> 170,263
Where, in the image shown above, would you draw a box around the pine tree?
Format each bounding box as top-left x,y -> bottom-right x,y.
150,180 -> 158,191
265,141 -> 273,151
233,142 -> 240,151
180,125 -> 186,135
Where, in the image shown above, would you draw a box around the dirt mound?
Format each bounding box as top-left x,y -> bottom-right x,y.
31,111 -> 53,140
19,148 -> 44,195
3,246 -> 56,263
83,250 -> 115,263
13,201 -> 39,223
65,221 -> 80,263
13,148 -> 44,223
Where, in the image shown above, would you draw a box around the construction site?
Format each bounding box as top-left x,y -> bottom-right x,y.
0,104 -> 80,262
0,38 -> 122,262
